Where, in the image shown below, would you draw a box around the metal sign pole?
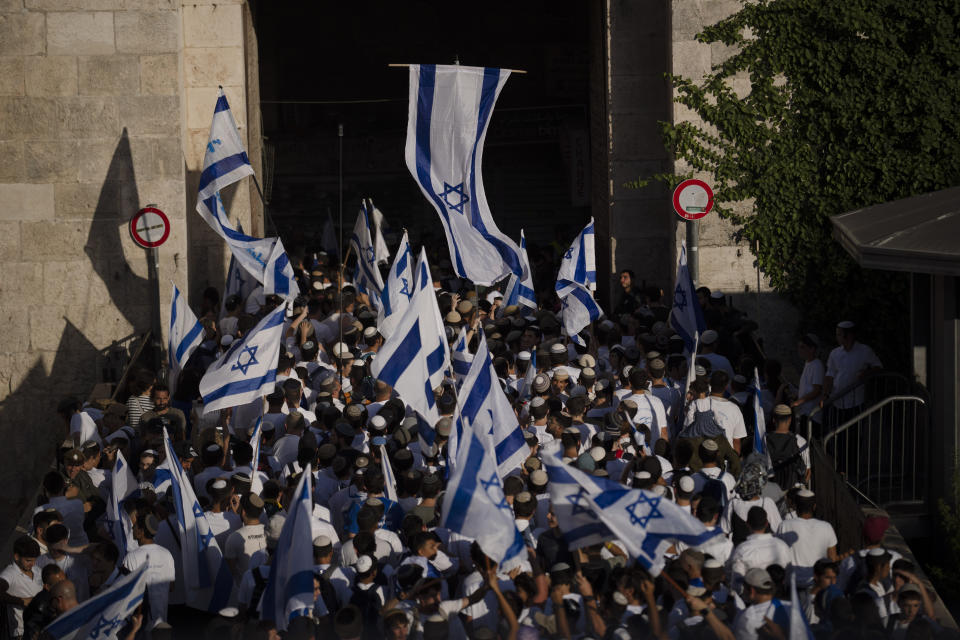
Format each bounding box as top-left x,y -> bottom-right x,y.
687,220 -> 699,285
147,245 -> 163,373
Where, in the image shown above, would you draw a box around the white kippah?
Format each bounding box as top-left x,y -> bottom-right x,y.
517,351 -> 531,361
355,556 -> 374,573
211,479 -> 227,490
679,475 -> 695,493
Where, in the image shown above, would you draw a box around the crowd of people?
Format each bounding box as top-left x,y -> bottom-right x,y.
0,246 -> 946,640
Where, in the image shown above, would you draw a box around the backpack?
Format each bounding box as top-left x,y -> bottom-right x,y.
681,400 -> 726,439
766,432 -> 806,490
701,473 -> 730,511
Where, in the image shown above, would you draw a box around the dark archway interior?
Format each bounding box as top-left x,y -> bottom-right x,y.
252,1 -> 593,274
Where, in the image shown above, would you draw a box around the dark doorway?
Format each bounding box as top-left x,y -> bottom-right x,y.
251,1 -> 593,268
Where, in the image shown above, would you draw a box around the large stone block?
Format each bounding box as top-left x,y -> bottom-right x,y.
42,260 -> 109,307
0,13 -> 44,56
0,140 -> 24,181
0,97 -> 58,140
182,3 -> 242,48
0,221 -> 20,262
183,47 -> 244,87
115,10 -> 179,54
672,40 -> 712,81
130,179 -> 184,218
139,54 -> 177,95
152,137 -> 183,179
117,95 -> 179,136
0,305 -> 31,352
25,56 -> 78,98
78,55 -> 139,96
0,262 -> 42,308
186,85 -> 244,130
25,140 -> 80,183
27,0 -> 122,8
0,57 -> 24,96
47,12 -> 116,56
54,181 -> 121,218
20,220 -> 88,261
0,0 -> 24,11
0,183 -> 54,221
57,97 -> 119,138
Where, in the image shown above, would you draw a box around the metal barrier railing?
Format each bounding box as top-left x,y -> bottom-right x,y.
808,370 -> 919,435
822,395 -> 929,507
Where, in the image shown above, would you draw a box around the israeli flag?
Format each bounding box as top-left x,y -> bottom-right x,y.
196,89 -> 298,299
670,240 -> 706,355
404,64 -> 523,286
249,416 -> 264,494
456,332 -> 528,476
752,367 -> 771,466
789,573 -> 815,640
261,464 -> 315,630
451,326 -> 474,387
199,304 -> 286,414
556,219 -> 602,346
378,230 -> 414,340
683,331 -> 700,400
42,563 -> 148,640
169,284 -> 204,393
517,348 -> 537,401
106,451 -> 137,558
541,448 -> 615,549
160,430 -> 235,612
504,229 -> 536,311
350,199 -> 386,309
380,444 -> 399,503
219,224 -> 257,319
367,198 -> 391,265
441,416 -> 525,567
370,249 -> 449,426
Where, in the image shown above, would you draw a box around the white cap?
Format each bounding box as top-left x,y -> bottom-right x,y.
589,446 -> 606,462
211,479 -> 228,490
517,351 -> 531,361
710,290 -> 724,299
369,415 -> 387,431
220,334 -> 234,347
313,535 -> 333,548
355,556 -> 374,573
332,342 -> 352,359
837,320 -> 855,329
679,475 -> 696,493
797,488 -> 815,498
700,329 -> 719,345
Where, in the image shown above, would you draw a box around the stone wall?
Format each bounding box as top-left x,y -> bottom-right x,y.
0,0 -> 259,545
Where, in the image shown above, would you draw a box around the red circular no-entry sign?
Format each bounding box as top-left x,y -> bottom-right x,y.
130,207 -> 171,248
672,179 -> 714,221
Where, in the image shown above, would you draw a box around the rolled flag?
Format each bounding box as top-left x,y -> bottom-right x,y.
752,366 -> 771,466
370,249 -> 449,426
106,451 -> 137,558
504,229 -> 536,311
404,64 -> 523,286
517,348 -> 537,401
249,416 -> 264,494
350,199 -> 386,309
451,326 -> 474,388
556,219 -> 602,346
380,444 -> 399,503
789,573 -> 815,640
378,230 -> 414,340
367,198 -> 391,265
683,331 -> 700,401
160,429 -> 234,612
441,415 -> 525,568
199,303 -> 286,414
456,332 -> 528,476
670,239 -> 706,355
169,284 -> 204,393
42,564 -> 148,640
196,89 -> 298,299
261,464 -> 315,630
219,224 -> 258,320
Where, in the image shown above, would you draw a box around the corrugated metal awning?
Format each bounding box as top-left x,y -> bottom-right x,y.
831,186 -> 960,276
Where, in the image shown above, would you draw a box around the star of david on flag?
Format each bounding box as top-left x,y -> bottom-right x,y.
405,64 -> 523,285
377,230 -> 414,340
199,303 -> 285,414
555,219 -> 602,346
350,199 -> 386,310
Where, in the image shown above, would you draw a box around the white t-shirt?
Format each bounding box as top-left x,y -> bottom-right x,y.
693,467 -> 736,501
728,533 -> 791,588
721,496 -> 782,536
797,358 -> 825,417
826,342 -> 882,409
122,543 -> 176,625
684,397 -> 747,445
776,517 -> 838,585
38,552 -> 90,602
225,524 -> 267,580
0,563 -> 42,637
623,392 -> 669,445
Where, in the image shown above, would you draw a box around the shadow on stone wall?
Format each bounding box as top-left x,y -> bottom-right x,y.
0,130 -> 152,551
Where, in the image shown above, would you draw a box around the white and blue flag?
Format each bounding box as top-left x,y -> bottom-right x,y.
377,230 -> 414,339
404,64 -> 523,286
160,430 -> 234,612
107,451 -> 137,558
380,444 -> 399,503
249,416 -> 265,494
456,332 -> 528,476
441,416 -> 525,567
42,564 -> 148,640
752,367 -> 771,466
261,464 -> 315,630
367,198 -> 391,265
670,240 -> 706,355
556,219 -> 602,346
504,229 -> 536,312
789,573 -> 815,640
199,304 -> 286,414
168,284 -> 203,393
196,89 -> 298,299
220,223 -> 258,320
370,249 -> 449,426
350,199 -> 386,309
541,448 -> 615,549
451,326 -> 473,388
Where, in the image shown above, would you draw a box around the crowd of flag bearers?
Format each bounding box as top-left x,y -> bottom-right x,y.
0,66 -> 943,640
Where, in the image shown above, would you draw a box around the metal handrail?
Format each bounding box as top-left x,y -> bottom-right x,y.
808,370 -> 921,426
823,395 -> 928,446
